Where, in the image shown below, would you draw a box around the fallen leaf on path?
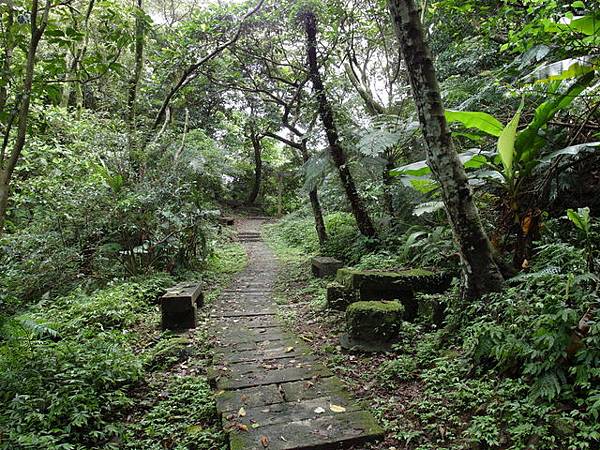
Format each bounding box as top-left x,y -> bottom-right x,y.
329,404 -> 346,413
259,435 -> 270,447
285,346 -> 294,353
238,407 -> 246,417
314,407 -> 325,414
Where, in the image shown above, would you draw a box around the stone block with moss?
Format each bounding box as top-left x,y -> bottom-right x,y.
346,301 -> 404,342
326,282 -> 355,310
335,268 -> 451,320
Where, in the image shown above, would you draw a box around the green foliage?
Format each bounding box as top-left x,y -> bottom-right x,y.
377,355 -> 418,386
123,376 -> 225,450
143,336 -> 192,371
0,275 -> 172,449
321,212 -> 369,263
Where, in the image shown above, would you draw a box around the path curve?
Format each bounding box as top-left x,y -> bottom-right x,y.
208,218 -> 383,450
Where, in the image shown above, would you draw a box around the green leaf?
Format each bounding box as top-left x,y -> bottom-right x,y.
445,110 -> 504,137
571,1 -> 585,8
515,73 -> 595,162
567,207 -> 590,233
568,14 -> 600,36
413,201 -> 445,216
390,159 -> 431,177
497,100 -> 523,175
526,56 -> 598,83
540,142 -> 600,163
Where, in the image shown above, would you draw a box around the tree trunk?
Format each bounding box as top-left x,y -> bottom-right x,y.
127,0 -> 144,125
387,0 -> 503,299
383,156 -> 395,217
301,140 -> 328,246
0,178 -> 9,235
61,53 -> 75,107
248,130 -> 262,204
0,7 -> 14,113
302,11 -> 377,238
0,0 -> 50,238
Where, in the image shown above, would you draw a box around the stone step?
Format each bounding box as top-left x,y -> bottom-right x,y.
215,377 -> 348,413
213,328 -> 288,345
228,410 -> 383,450
214,345 -> 312,364
217,315 -> 280,329
215,364 -> 332,390
209,355 -> 319,383
222,396 -> 361,429
210,309 -> 276,318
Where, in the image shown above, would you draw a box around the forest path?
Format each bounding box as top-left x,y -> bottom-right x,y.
207,217 -> 384,450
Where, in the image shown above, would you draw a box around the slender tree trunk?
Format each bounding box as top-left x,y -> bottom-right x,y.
302,11 -> 376,238
61,53 -> 75,107
0,8 -> 14,113
0,178 -> 9,234
300,140 -> 328,246
128,0 -> 144,125
0,0 -> 50,237
383,156 -> 395,217
248,130 -> 262,204
277,172 -> 283,217
387,0 -> 503,299
174,107 -> 189,161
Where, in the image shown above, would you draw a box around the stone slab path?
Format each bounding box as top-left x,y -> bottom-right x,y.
208,218 -> 384,450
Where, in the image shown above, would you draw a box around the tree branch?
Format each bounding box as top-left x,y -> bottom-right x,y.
152,0 -> 265,128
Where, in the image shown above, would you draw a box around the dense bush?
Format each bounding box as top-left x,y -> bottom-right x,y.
0,108 -> 228,311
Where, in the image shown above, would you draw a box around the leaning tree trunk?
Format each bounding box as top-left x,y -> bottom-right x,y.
300,139 -> 328,246
387,0 -> 503,299
303,11 -> 377,238
248,130 -> 262,204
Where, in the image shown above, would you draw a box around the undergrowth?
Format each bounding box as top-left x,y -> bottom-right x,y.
265,214 -> 600,450
0,240 -> 245,449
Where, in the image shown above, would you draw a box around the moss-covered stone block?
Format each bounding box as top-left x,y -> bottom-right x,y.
335,268 -> 451,321
326,282 -> 355,310
346,301 -> 404,342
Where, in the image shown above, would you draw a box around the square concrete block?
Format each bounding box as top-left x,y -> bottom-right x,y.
311,256 -> 344,278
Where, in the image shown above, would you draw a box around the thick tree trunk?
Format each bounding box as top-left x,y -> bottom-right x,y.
303,11 -> 377,238
248,130 -> 262,204
387,0 -> 503,299
300,140 -> 328,246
